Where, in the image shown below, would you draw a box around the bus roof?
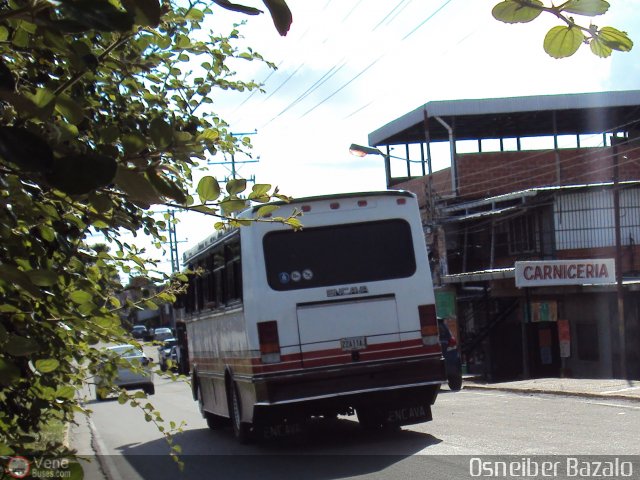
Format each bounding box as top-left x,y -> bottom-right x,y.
182,190 -> 415,265
249,190 -> 415,213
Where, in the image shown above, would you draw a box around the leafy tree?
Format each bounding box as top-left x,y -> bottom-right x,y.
492,0 -> 633,58
0,0 -> 296,466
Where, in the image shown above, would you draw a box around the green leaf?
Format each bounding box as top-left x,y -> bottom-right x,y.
56,385 -> 76,399
262,0 -> 293,36
256,204 -> 279,218
226,178 -> 247,195
60,0 -> 135,32
122,132 -> 147,155
492,0 -> 543,23
123,0 -> 162,27
196,129 -> 220,142
185,8 -> 205,21
562,0 -> 609,16
250,183 -> 271,197
35,358 -> 60,373
147,170 -> 187,204
0,264 -> 43,298
0,58 -> 15,90
0,442 -> 14,456
150,117 -> 173,149
191,205 -> 219,215
70,290 -> 93,305
590,37 -> 612,57
220,199 -> 247,215
64,462 -> 85,480
55,94 -> 85,124
197,176 -> 221,202
100,126 -> 120,144
212,0 -> 262,16
114,167 -> 163,206
5,335 -> 40,356
28,88 -> 56,108
0,127 -> 54,172
26,269 -> 58,287
544,26 -> 585,58
46,153 -> 117,195
597,26 -> 633,52
0,358 -> 21,386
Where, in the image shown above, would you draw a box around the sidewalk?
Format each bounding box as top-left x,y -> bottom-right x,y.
68,413 -> 109,480
462,376 -> 640,402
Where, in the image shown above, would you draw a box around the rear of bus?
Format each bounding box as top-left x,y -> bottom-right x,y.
242,190 -> 446,430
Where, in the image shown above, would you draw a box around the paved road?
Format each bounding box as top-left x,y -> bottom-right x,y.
81,373 -> 640,479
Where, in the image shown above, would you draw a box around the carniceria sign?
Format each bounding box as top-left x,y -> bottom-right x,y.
515,259 -> 616,288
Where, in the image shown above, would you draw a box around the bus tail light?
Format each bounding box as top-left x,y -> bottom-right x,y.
418,304 -> 439,346
257,320 -> 281,363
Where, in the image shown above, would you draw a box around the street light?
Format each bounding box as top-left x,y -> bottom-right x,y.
349,143 -> 392,188
349,143 -> 426,188
349,143 -> 386,158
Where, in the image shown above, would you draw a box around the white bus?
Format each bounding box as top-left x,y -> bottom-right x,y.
178,190 -> 446,442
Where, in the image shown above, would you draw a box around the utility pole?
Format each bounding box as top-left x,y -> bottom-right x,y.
208,130 -> 259,183
167,210 -> 179,273
611,134 -> 627,378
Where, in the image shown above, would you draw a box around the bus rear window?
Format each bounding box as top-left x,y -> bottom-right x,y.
263,219 -> 416,291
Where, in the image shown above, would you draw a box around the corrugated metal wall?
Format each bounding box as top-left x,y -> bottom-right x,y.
554,188 -> 640,250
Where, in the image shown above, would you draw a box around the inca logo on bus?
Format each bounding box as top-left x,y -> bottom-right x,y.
326,286 -> 369,297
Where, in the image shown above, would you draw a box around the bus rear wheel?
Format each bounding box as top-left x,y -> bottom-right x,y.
198,385 -> 226,430
229,381 -> 251,444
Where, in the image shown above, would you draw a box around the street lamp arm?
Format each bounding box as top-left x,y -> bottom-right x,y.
349,143 -> 422,163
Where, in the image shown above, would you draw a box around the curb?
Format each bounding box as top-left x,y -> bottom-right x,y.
87,415 -> 122,480
462,384 -> 640,403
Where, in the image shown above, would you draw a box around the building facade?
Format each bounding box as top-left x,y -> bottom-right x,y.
366,91 -> 640,380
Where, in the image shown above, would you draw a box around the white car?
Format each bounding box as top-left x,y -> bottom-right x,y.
152,327 -> 173,341
96,344 -> 154,400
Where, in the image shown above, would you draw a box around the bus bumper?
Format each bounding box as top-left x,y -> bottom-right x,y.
248,355 -> 446,427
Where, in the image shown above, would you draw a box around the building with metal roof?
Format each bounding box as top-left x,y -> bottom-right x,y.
365,90 -> 640,382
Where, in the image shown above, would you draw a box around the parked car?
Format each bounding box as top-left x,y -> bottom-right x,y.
158,338 -> 178,371
95,344 -> 155,400
438,317 -> 463,391
152,327 -> 173,341
131,324 -> 147,339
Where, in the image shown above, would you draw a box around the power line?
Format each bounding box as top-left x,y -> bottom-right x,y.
402,0 -> 454,40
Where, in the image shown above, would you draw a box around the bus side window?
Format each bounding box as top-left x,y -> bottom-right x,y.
225,240 -> 242,304
213,246 -> 225,307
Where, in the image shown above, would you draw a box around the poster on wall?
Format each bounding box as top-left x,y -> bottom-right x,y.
527,301 -> 558,323
558,319 -> 571,358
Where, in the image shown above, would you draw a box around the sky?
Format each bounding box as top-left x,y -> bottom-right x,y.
131,0 -> 640,274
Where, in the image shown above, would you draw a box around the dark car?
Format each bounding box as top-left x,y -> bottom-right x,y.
438,317 -> 463,391
158,338 -> 178,371
131,325 -> 147,339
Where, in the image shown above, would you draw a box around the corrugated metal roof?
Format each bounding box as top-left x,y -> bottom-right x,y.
369,90 -> 640,145
440,181 -> 640,223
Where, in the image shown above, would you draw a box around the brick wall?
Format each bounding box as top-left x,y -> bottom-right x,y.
395,145 -> 640,203
457,145 -> 640,199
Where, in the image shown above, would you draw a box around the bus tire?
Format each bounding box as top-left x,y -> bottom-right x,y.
229,381 -> 251,444
447,373 -> 463,391
197,382 -> 227,430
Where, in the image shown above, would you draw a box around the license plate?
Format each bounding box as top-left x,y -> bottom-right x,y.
340,336 -> 367,351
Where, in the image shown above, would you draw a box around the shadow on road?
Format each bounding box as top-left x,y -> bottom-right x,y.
117,417 -> 443,479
